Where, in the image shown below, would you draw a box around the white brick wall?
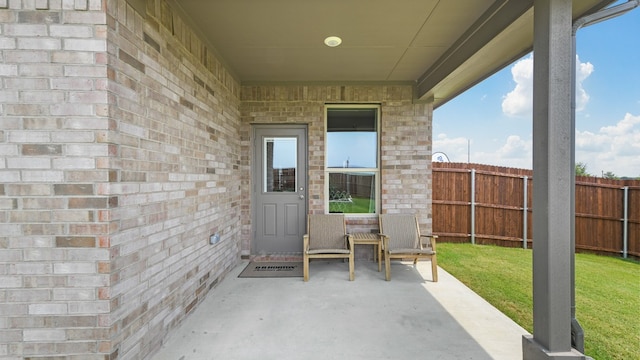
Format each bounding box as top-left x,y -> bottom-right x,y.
50,24 -> 94,37
52,287 -> 95,300
28,303 -> 67,315
7,157 -> 50,168
0,276 -> 22,288
21,170 -> 64,182
18,38 -> 61,50
0,64 -> 18,76
23,329 -> 66,341
4,24 -> 49,37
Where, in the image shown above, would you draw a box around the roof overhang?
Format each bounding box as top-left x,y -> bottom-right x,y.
157,0 -> 615,108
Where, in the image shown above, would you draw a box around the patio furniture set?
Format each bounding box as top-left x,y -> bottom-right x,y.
302,214 -> 438,282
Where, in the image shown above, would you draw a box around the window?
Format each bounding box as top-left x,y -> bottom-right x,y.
325,105 -> 379,214
263,137 -> 297,192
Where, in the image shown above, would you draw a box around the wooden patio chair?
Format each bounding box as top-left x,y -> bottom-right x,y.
303,214 -> 354,281
378,214 -> 438,282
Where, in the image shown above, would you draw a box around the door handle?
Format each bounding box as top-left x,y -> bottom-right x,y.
299,195 -> 305,200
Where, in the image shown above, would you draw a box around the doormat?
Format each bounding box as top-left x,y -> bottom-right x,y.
238,262 -> 303,278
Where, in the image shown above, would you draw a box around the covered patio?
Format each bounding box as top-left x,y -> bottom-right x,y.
151,261 -> 528,360
0,0 -> 622,359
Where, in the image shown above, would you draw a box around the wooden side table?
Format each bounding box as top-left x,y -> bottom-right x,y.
350,232 -> 383,272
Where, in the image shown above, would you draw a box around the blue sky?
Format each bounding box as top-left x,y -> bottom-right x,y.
327,132 -> 376,168
433,4 -> 640,178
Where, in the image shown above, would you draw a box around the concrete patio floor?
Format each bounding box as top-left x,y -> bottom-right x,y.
150,259 -> 529,360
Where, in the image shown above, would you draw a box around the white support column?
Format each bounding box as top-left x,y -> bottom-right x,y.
522,0 -> 587,359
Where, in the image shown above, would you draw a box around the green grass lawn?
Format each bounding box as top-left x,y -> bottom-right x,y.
329,196 -> 374,213
437,243 -> 640,360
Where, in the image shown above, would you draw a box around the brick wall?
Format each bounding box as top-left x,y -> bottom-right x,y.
0,0 -> 242,359
1,0 -> 434,359
0,1 -> 112,359
240,85 -> 434,256
105,0 -> 243,358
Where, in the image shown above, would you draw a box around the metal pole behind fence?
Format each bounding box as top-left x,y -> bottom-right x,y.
623,186 -> 629,259
523,175 -> 528,249
471,169 -> 476,245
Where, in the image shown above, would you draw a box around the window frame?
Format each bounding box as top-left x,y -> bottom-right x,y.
324,104 -> 381,216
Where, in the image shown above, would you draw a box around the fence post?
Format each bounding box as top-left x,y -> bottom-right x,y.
623,186 -> 629,259
523,176 -> 528,249
471,169 -> 476,245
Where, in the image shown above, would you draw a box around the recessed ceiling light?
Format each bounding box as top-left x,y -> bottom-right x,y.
324,36 -> 342,47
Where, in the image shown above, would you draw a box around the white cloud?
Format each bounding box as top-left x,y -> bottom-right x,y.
472,135 -> 532,170
433,133 -> 470,163
501,54 -> 594,117
502,56 -> 533,117
575,57 -> 594,111
576,113 -> 640,177
495,135 -> 532,159
435,114 -> 640,177
434,133 -> 532,169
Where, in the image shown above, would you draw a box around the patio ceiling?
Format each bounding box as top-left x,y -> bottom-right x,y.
171,0 -> 614,108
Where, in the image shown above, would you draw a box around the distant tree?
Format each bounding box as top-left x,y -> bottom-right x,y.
575,162 -> 590,177
602,171 -> 618,180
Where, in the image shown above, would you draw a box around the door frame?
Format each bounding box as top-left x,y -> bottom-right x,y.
251,124 -> 308,255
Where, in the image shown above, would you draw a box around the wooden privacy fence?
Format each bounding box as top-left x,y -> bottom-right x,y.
432,162 -> 640,258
